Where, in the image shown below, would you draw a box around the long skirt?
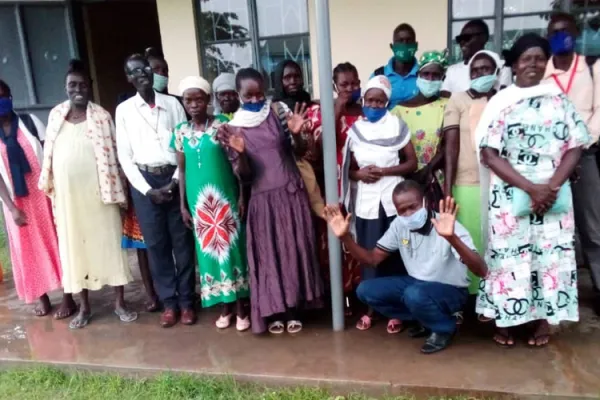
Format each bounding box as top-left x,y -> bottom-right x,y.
453,185 -> 483,294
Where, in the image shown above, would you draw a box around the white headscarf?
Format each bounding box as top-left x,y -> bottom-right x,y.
468,50 -> 502,71
178,76 -> 211,97
364,75 -> 392,102
212,73 -> 236,114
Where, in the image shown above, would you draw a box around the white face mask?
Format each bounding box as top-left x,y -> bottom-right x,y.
398,200 -> 428,230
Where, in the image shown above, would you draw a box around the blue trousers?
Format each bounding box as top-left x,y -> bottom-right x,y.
130,169 -> 195,310
356,275 -> 468,334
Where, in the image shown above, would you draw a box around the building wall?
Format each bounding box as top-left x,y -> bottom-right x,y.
156,0 -> 201,95
156,0 -> 448,96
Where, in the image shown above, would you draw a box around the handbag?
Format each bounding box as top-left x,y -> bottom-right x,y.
511,182 -> 571,217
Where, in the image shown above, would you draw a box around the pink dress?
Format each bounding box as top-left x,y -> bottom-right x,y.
1,129 -> 62,303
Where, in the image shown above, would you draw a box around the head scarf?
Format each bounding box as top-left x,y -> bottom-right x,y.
468,50 -> 501,70
178,76 -> 211,97
418,50 -> 449,71
503,33 -> 551,68
364,75 -> 392,102
212,73 -> 236,114
272,60 -> 312,110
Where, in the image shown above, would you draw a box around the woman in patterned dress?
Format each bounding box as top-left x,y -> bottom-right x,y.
392,51 -> 449,205
304,63 -> 363,314
173,76 -> 250,331
475,34 -> 589,347
0,79 -> 68,318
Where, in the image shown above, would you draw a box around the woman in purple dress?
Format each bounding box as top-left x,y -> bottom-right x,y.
218,68 -> 323,334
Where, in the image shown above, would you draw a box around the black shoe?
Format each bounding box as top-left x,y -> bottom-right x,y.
420,332 -> 453,354
408,325 -> 430,338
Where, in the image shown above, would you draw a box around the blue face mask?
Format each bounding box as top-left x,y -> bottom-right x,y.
241,100 -> 266,112
0,97 -> 13,117
398,205 -> 428,231
351,88 -> 362,103
575,27 -> 600,56
549,31 -> 575,55
362,106 -> 387,123
470,73 -> 497,93
416,77 -> 442,98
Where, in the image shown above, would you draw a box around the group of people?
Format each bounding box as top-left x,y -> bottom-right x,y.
0,11 -> 598,355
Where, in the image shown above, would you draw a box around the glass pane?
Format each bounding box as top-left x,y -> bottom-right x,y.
258,36 -> 311,95
22,5 -> 72,105
503,0 -> 553,15
449,19 -> 495,63
502,15 -> 549,50
452,0 -> 494,19
198,0 -> 250,42
0,6 -> 29,107
203,41 -> 253,85
256,0 -> 309,37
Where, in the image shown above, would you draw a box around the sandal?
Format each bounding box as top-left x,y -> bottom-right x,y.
478,314 -> 493,323
268,320 -> 285,334
236,316 -> 251,332
356,315 -> 372,331
493,331 -> 515,348
386,319 -> 403,334
114,308 -> 138,323
216,314 -> 233,329
528,334 -> 551,348
287,320 -> 303,334
454,311 -> 464,325
69,312 -> 92,330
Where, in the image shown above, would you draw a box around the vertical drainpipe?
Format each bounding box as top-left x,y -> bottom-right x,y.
313,0 -> 344,331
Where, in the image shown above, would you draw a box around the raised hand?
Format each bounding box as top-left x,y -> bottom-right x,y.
322,204 -> 351,238
431,196 -> 459,238
217,124 -> 245,153
287,102 -> 310,135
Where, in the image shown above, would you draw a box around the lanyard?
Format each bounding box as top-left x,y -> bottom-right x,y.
552,55 -> 579,95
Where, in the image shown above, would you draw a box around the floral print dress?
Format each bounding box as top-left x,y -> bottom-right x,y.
476,94 -> 590,327
171,121 -> 249,307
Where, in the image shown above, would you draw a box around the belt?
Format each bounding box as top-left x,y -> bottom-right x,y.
137,164 -> 176,175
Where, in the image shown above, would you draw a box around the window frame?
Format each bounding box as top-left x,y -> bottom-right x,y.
194,0 -> 311,93
447,0 -> 576,59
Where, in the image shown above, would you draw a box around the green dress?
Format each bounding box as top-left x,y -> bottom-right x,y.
171,120 -> 249,307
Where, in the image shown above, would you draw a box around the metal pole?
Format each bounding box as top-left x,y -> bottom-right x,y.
313,0 -> 344,332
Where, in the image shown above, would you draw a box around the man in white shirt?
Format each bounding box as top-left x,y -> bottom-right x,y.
441,19 -> 512,96
324,181 -> 487,354
116,54 -> 195,328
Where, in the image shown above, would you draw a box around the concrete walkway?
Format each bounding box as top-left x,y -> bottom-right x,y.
1,265 -> 600,399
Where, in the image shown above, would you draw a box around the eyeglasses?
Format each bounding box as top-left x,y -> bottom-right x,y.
455,32 -> 485,44
127,66 -> 152,77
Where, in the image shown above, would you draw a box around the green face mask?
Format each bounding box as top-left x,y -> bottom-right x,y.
392,42 -> 418,62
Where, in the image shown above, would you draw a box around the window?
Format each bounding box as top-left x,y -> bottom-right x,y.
0,3 -> 76,113
196,0 -> 311,94
447,0 -> 585,62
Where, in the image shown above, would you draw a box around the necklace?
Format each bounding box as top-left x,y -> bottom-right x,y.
192,119 -> 211,168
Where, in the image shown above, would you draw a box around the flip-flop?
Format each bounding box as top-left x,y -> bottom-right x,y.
493,332 -> 515,348
69,313 -> 92,330
114,308 -> 138,323
386,319 -> 403,334
527,334 -> 550,348
268,321 -> 285,334
356,315 -> 372,331
287,320 -> 303,334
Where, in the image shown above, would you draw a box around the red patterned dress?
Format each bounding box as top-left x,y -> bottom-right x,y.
1,130 -> 62,303
306,105 -> 361,294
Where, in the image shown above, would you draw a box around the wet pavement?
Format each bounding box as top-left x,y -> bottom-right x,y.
1,259 -> 600,399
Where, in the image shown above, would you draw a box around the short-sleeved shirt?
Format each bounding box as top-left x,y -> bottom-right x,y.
372,57 -> 419,109
376,215 -> 474,288
442,91 -> 489,185
441,59 -> 513,93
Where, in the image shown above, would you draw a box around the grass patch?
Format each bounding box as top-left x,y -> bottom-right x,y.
0,366 -> 484,400
0,212 -> 10,276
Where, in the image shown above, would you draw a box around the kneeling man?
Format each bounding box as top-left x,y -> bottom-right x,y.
324,180 -> 487,354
